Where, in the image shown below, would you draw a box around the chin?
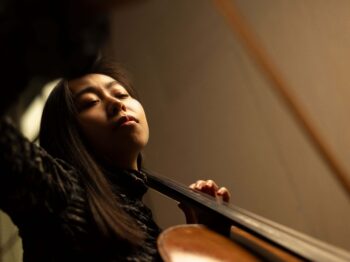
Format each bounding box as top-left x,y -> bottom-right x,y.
128,131 -> 149,148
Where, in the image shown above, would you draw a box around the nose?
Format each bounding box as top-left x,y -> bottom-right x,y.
106,97 -> 126,118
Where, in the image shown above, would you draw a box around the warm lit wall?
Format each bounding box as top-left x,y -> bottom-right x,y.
106,0 -> 350,250
0,212 -> 22,262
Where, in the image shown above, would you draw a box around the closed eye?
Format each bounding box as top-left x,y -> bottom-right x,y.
79,99 -> 100,111
114,93 -> 129,99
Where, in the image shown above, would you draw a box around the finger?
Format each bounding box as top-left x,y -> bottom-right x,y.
201,180 -> 218,196
200,185 -> 216,196
194,180 -> 207,190
206,180 -> 219,191
217,187 -> 231,202
189,180 -> 205,190
190,180 -> 214,196
189,183 -> 196,189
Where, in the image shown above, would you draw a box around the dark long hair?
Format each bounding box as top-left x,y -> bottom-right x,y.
39,59 -> 144,246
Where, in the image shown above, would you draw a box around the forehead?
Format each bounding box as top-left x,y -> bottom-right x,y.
68,73 -> 125,94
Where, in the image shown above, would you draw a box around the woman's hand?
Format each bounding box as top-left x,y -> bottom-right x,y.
189,179 -> 231,203
179,180 -> 231,235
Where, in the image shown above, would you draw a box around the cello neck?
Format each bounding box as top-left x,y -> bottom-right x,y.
144,169 -> 350,262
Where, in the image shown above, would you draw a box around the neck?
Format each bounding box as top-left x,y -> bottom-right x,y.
105,152 -> 139,171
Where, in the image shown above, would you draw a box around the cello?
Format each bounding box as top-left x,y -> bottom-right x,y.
146,170 -> 350,261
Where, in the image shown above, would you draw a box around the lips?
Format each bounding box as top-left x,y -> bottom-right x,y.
114,115 -> 138,127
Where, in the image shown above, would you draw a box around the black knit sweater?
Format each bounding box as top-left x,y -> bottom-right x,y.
0,117 -> 162,261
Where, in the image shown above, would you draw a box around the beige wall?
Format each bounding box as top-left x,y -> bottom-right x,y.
106,0 -> 350,250
0,211 -> 22,262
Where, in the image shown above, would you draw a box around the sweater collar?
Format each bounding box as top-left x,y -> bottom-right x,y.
105,168 -> 148,199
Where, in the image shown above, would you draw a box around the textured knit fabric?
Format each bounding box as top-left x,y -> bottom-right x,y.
0,117 -> 162,261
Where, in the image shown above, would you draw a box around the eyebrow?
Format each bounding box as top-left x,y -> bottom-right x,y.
73,80 -> 120,99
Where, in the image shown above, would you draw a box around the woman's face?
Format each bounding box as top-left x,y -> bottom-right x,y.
69,73 -> 149,169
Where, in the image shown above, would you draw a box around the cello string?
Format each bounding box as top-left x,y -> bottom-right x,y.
212,0 -> 350,199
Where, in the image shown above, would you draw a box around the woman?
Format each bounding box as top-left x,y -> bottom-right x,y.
0,59 -> 230,261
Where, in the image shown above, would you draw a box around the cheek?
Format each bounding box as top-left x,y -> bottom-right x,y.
131,101 -> 149,144
77,107 -> 108,130
142,121 -> 150,144
77,112 -> 107,141
134,101 -> 147,120
137,105 -> 149,136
